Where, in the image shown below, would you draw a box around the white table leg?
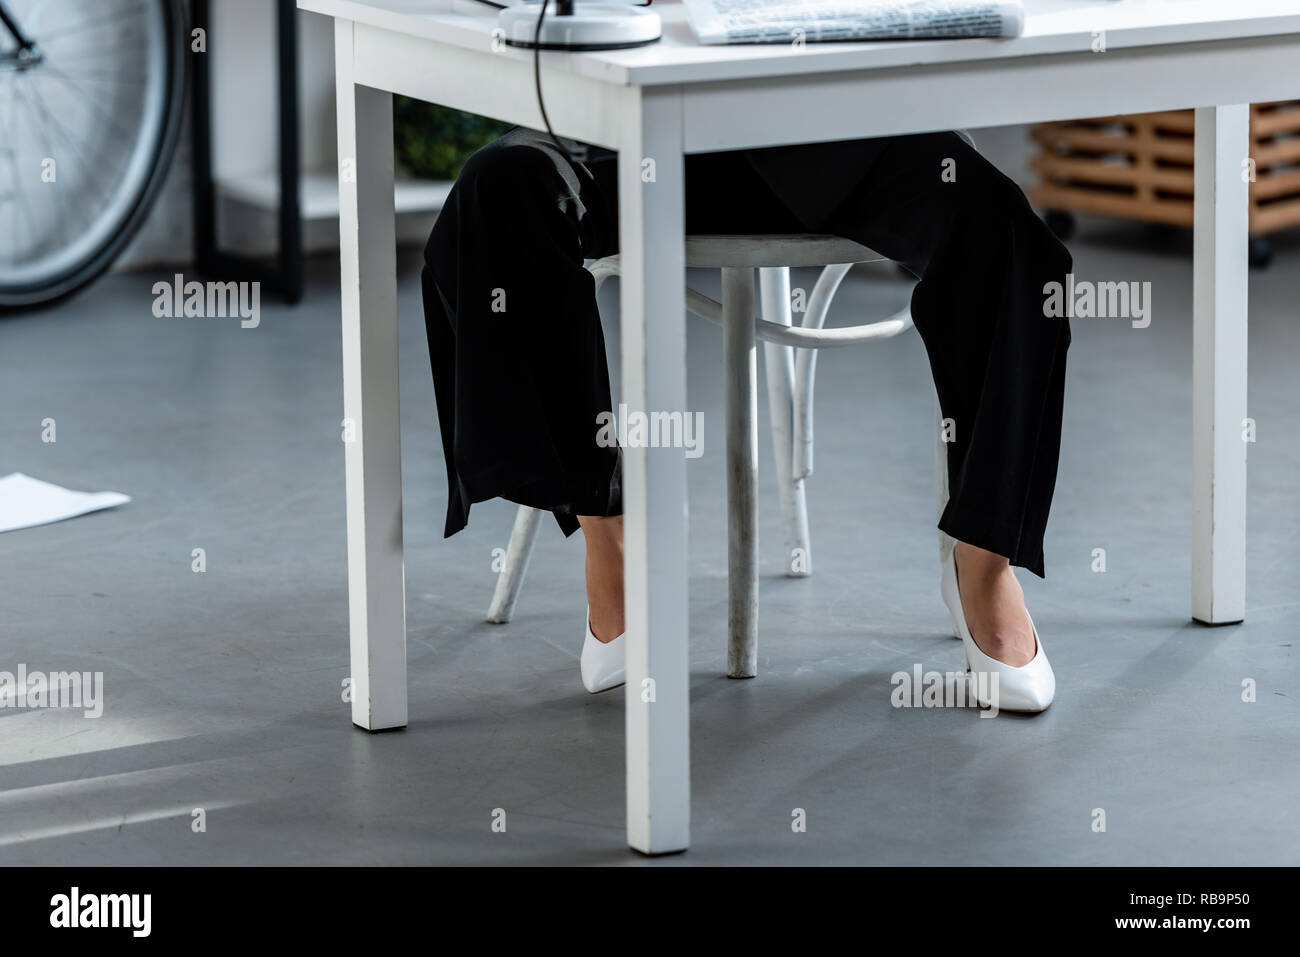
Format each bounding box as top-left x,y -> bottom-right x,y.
336,20 -> 407,730
1192,104 -> 1249,626
619,86 -> 691,855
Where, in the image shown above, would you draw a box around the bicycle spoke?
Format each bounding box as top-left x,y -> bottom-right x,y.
37,3 -> 152,44
39,63 -> 139,146
5,134 -> 38,262
0,87 -> 38,261
43,54 -> 152,88
19,71 -> 71,249
14,74 -> 77,251
22,70 -> 118,204
9,77 -> 53,252
45,40 -> 153,61
49,68 -> 150,84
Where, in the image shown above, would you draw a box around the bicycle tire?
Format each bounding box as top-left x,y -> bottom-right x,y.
0,0 -> 188,312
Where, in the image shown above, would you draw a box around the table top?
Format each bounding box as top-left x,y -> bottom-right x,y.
301,0 -> 1300,85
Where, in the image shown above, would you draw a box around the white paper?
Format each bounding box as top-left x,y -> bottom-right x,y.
681,0 -> 1024,44
0,473 -> 130,534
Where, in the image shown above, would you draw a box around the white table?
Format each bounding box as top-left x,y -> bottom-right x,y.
300,0 -> 1300,855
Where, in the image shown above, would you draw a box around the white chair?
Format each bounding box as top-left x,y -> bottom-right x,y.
484,233 -> 953,677
487,132 -> 983,675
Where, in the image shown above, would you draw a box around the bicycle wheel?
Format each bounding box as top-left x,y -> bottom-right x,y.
0,0 -> 186,311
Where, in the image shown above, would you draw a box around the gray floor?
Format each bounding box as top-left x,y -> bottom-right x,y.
1,221 -> 1297,865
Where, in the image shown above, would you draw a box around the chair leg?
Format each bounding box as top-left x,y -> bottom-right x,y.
758,267 -> 812,578
486,505 -> 543,623
792,263 -> 855,483
722,266 -> 758,678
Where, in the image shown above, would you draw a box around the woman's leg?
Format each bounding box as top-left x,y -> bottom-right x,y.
422,129 -> 623,541
579,514 -> 624,641
575,150 -> 809,642
951,542 -> 1036,665
424,131 -> 637,645
574,135 -> 1069,664
818,131 -> 1072,665
427,129 -> 1068,668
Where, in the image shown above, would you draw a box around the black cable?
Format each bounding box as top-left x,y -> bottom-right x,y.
524,0 -> 654,166
533,0 -> 585,165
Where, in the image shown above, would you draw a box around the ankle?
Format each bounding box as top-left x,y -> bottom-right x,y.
579,516 -> 624,642
587,598 -> 624,642
954,541 -> 1010,579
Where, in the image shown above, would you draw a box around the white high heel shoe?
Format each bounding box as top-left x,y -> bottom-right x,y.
941,547 -> 1055,713
580,607 -> 625,694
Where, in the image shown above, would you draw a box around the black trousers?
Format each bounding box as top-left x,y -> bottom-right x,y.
423,126 -> 1072,577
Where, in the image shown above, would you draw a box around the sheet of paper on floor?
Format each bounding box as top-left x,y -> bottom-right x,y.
0,473 -> 130,534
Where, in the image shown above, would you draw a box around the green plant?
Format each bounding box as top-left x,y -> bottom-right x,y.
392,98 -> 512,180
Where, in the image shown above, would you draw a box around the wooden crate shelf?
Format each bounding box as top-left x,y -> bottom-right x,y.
1030,103 -> 1300,239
